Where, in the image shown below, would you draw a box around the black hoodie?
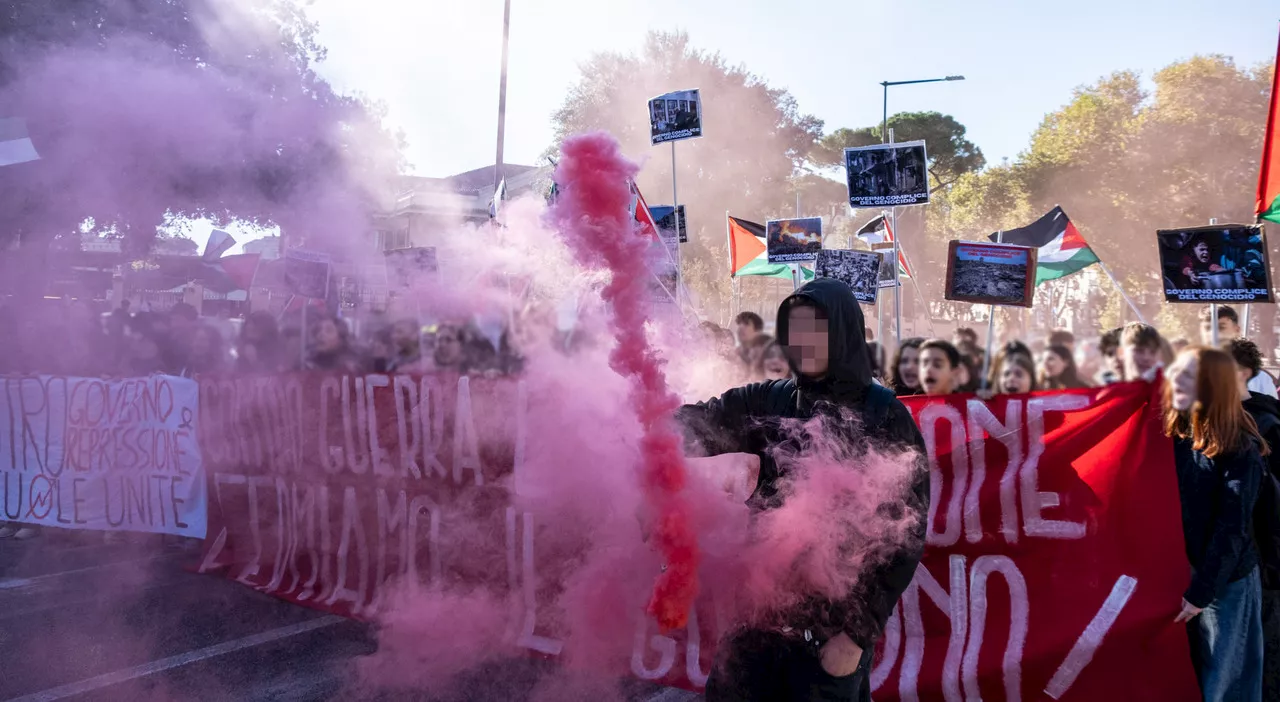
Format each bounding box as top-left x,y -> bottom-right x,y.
1244,391 -> 1280,590
676,278 -> 929,653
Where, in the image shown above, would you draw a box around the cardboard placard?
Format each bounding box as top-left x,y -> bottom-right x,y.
944,240 -> 1036,307
282,249 -> 331,300
871,242 -> 903,289
650,205 -> 687,244
815,249 -> 881,304
1156,224 -> 1274,303
766,217 -> 823,263
649,89 -> 703,145
844,141 -> 930,208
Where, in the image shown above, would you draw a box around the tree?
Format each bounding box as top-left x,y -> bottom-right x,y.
547,31 -> 824,320
815,111 -> 985,189
0,0 -> 404,264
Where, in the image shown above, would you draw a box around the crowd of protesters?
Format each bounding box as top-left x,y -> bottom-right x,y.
0,298 -> 524,380
703,302 -> 1280,702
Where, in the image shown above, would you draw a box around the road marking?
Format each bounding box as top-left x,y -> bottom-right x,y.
0,554 -> 177,591
2,615 -> 345,702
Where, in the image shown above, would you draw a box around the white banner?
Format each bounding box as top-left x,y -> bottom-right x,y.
1,375 -> 206,537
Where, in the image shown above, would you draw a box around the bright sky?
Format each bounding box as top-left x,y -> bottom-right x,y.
308,0 -> 1278,178
197,0 -> 1277,255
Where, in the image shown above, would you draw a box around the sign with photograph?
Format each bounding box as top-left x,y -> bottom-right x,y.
871,242 -> 903,289
815,249 -> 881,304
844,141 -> 930,208
1156,224 -> 1274,303
385,246 -> 439,289
945,241 -> 1037,308
648,89 -> 702,145
282,249 -> 331,300
766,217 -> 823,263
650,205 -> 687,244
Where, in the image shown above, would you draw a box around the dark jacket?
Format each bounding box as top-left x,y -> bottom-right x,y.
676,278 -> 929,651
1174,436 -> 1264,608
1243,392 -> 1280,590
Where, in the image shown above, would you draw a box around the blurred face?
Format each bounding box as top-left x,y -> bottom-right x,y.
1168,353 -> 1198,412
784,305 -> 829,377
434,327 -> 464,367
920,348 -> 958,396
1001,361 -> 1033,395
897,346 -> 921,390
736,321 -> 760,346
392,321 -> 419,352
762,350 -> 790,381
1122,342 -> 1160,380
1200,316 -> 1241,344
1042,351 -> 1065,379
1193,241 -> 1210,263
313,320 -> 342,353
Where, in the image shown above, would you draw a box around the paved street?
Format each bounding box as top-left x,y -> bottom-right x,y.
0,531 -> 699,702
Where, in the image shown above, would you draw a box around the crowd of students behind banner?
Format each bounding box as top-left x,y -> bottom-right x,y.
0,298 -> 525,380
706,303 -> 1280,702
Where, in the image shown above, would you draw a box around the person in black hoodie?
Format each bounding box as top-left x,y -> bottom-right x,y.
1166,346 -> 1268,702
676,278 -> 929,702
1227,338 -> 1280,699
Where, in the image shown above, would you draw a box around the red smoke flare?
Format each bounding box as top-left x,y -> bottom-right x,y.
548,132 -> 699,630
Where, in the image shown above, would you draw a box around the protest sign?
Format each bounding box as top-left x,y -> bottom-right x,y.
1,375 -> 205,537
1157,224 -> 1274,303
844,141 -> 930,208
815,249 -> 880,304
283,249 -> 332,300
650,205 -> 687,244
946,241 -> 1037,308
872,242 -> 903,289
766,217 -> 823,263
196,374 -> 1196,699
649,89 -> 702,145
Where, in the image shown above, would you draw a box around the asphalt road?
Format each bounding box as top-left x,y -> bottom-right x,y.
0,530 -> 700,702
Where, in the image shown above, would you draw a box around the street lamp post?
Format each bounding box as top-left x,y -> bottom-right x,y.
878,75 -> 964,347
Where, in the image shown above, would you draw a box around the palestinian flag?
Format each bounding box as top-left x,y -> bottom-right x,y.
1256,25 -> 1280,224
727,215 -> 814,281
989,206 -> 1098,285
857,214 -> 912,278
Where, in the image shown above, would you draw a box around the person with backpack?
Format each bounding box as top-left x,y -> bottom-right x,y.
1227,338 -> 1280,699
676,278 -> 929,701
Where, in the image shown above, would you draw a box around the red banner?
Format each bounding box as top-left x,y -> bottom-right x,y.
195,375 -> 1197,699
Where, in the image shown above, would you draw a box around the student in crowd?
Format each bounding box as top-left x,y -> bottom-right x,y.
1166,346 -> 1266,702
388,318 -> 429,372
1119,322 -> 1163,382
1097,328 -> 1124,385
1202,306 -> 1278,399
754,341 -> 792,381
1227,338 -> 1280,699
302,314 -> 362,372
677,278 -> 927,701
734,311 -> 773,368
1048,329 -> 1076,356
995,351 -> 1037,395
365,326 -> 395,373
890,337 -> 925,397
1040,344 -> 1090,390
236,311 -> 283,374
919,339 -> 963,396
866,341 -> 886,383
184,324 -> 228,377
433,322 -> 467,372
1173,338 -> 1192,355
985,341 -> 1034,391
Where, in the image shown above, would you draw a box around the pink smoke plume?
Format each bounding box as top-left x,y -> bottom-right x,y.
547,132 -> 699,631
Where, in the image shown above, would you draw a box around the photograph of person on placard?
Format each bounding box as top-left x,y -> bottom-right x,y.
872,243 -> 901,289
1157,225 -> 1274,303
649,89 -> 703,145
815,249 -> 880,304
844,141 -> 930,208
766,217 -> 823,263
944,241 -> 1036,307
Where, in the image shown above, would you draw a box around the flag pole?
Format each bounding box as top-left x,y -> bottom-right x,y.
1096,260 -> 1147,325
889,128 -> 903,347
493,0 -> 512,196
671,141 -> 684,314
980,232 -> 1001,392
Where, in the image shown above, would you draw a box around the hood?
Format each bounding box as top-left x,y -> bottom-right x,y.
775,277 -> 873,394
1245,391 -> 1280,421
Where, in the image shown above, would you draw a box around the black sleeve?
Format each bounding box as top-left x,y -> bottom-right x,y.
833,400 -> 930,651
1184,447 -> 1263,608
672,382 -> 775,457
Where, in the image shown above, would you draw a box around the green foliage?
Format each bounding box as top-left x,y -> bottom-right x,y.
815,111 -> 985,187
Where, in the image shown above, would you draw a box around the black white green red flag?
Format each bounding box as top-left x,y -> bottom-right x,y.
1256,25 -> 1280,224
988,206 -> 1099,285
